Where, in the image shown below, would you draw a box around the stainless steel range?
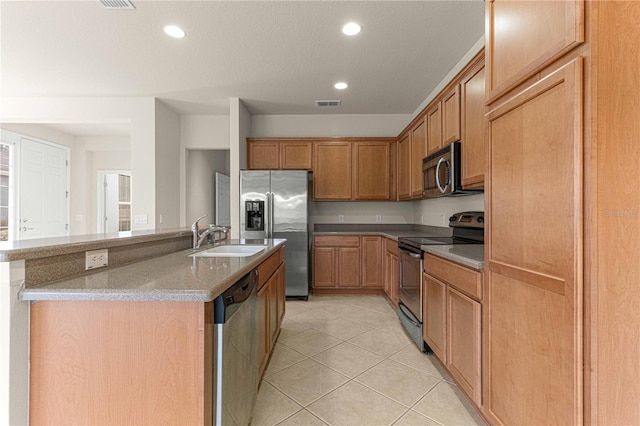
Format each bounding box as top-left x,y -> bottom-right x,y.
397,211 -> 484,351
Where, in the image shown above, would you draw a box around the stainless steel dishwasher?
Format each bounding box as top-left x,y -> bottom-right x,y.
212,269 -> 258,426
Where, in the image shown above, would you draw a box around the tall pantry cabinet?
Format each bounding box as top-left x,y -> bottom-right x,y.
484,1 -> 640,425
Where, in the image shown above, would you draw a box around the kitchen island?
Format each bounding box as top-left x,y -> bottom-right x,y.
3,231 -> 285,425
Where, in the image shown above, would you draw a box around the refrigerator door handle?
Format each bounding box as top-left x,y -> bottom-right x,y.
269,192 -> 275,238
265,192 -> 271,238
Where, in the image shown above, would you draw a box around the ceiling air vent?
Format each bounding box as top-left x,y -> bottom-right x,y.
99,0 -> 135,10
315,100 -> 342,108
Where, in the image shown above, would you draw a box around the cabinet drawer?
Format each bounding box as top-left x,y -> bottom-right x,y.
424,253 -> 482,300
384,238 -> 398,256
314,236 -> 360,247
258,247 -> 284,289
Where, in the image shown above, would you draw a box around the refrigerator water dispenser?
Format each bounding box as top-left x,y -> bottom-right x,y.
245,200 -> 264,231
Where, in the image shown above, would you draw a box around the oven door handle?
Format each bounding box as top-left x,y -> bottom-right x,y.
399,303 -> 420,327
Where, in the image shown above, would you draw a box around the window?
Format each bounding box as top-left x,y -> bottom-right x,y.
0,144 -> 11,241
118,174 -> 131,232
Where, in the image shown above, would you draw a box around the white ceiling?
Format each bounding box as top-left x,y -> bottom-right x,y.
1,1 -> 485,116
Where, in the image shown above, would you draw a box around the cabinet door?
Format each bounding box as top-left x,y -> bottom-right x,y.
280,141 -> 312,170
268,276 -> 278,347
257,283 -> 270,378
337,247 -> 361,288
248,141 -> 279,170
485,59 -> 582,425
426,102 -> 443,155
442,86 -> 461,145
276,264 -> 286,325
313,247 -> 335,288
353,142 -> 390,200
361,236 -> 382,288
383,251 -> 392,297
313,141 -> 352,200
410,118 -> 427,198
447,287 -> 482,406
461,60 -> 486,189
397,133 -> 411,200
390,254 -> 399,305
423,273 -> 447,363
486,0 -> 584,101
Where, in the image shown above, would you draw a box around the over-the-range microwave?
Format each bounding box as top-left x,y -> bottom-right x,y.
422,141 -> 482,198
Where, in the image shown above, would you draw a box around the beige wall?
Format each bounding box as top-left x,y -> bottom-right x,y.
229,98 -> 250,238
179,115 -> 230,225
1,96 -> 156,230
185,150 -> 230,225
250,114 -> 410,138
154,100 -> 181,228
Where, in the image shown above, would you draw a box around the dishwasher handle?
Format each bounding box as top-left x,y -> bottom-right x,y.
213,269 -> 258,324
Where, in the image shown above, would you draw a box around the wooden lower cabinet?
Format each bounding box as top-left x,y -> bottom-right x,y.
257,282 -> 270,378
312,235 -> 385,294
28,247 -> 286,424
423,272 -> 447,362
361,236 -> 382,288
447,287 -> 482,406
423,254 -> 483,409
257,251 -> 286,379
382,238 -> 399,306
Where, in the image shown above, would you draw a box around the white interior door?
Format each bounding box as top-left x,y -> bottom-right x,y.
104,174 -> 119,233
215,173 -> 230,226
19,138 -> 68,240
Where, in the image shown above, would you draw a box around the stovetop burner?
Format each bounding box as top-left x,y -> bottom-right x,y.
398,211 -> 485,249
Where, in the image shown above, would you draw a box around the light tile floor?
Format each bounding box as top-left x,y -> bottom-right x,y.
251,295 -> 486,426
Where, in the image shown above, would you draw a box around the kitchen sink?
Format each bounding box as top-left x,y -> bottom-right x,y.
190,245 -> 267,258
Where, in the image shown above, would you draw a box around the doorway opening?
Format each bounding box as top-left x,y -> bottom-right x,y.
186,149 -> 230,227
97,170 -> 132,233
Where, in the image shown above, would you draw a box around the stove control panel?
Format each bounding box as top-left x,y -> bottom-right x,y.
449,211 -> 484,229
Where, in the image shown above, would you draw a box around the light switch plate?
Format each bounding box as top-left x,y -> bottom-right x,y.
134,214 -> 148,224
86,249 -> 108,270
338,215 -> 344,223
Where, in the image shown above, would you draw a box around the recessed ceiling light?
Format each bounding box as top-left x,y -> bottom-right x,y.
163,25 -> 185,39
342,22 -> 361,36
334,82 -> 348,90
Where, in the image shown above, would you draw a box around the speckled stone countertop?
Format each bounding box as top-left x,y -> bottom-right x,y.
18,239 -> 286,303
313,223 -> 484,270
313,224 -> 452,241
0,228 -> 192,261
422,244 -> 484,270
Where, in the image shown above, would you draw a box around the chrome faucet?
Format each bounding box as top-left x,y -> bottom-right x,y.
191,215 -> 229,249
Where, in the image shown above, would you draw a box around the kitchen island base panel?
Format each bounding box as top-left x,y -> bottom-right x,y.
30,300 -> 212,425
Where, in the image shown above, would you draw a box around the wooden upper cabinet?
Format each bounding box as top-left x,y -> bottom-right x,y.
410,118 -> 427,198
442,85 -> 461,145
397,132 -> 411,200
247,139 -> 312,170
426,102 -> 443,156
461,59 -> 487,189
247,140 -> 279,169
353,142 -> 390,200
486,0 -> 584,101
313,141 -> 352,200
280,141 -> 312,170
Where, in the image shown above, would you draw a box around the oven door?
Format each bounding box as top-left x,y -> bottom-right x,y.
398,244 -> 423,322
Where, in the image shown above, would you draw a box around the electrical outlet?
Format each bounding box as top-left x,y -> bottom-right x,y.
376,214 -> 381,223
441,214 -> 448,225
85,249 -> 108,270
420,214 -> 424,224
338,214 -> 344,223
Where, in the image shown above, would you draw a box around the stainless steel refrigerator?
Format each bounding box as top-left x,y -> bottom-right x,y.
240,171 -> 309,299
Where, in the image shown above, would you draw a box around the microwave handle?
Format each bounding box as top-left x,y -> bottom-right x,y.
435,158 -> 449,193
